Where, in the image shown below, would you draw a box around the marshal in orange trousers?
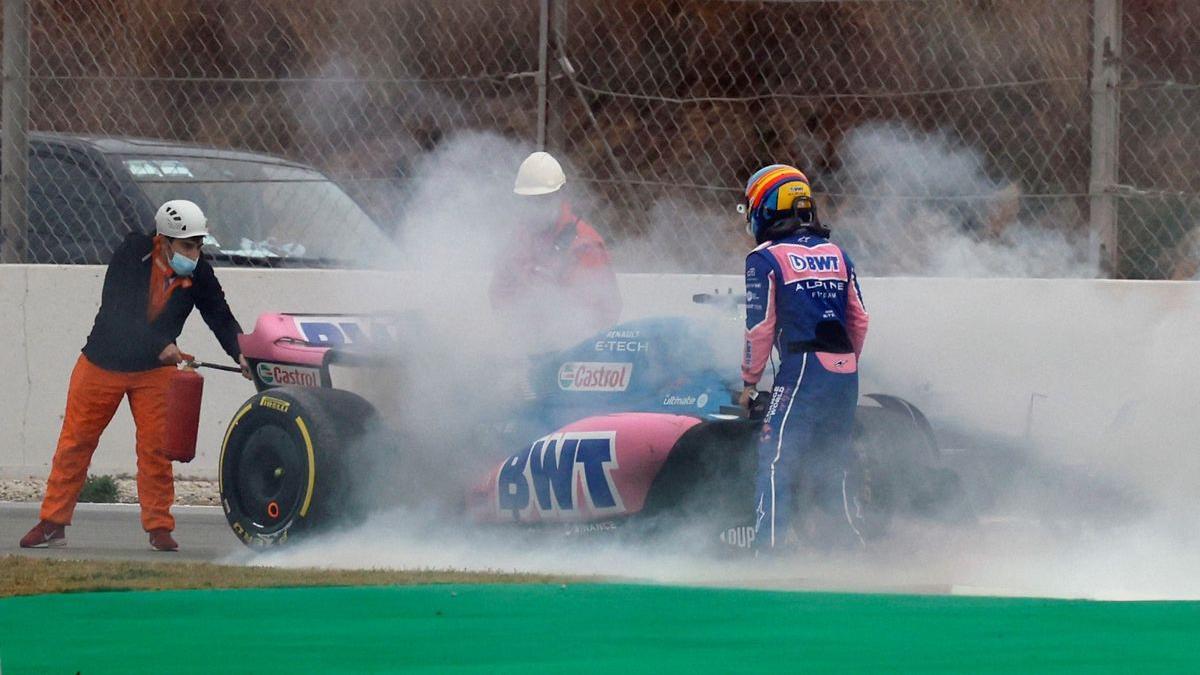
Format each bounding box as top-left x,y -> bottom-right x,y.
41,355 -> 176,531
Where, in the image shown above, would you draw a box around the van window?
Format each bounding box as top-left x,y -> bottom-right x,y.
28,152 -> 127,262
120,155 -> 394,266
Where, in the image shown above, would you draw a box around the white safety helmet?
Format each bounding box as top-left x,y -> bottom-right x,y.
154,199 -> 209,239
513,151 -> 566,196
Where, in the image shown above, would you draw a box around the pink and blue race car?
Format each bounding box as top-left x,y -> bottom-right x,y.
218,311 -> 969,550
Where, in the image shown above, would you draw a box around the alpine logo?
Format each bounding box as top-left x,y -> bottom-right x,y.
787,253 -> 840,273
557,362 -> 633,392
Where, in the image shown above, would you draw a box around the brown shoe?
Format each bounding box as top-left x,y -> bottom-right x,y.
19,520 -> 66,548
148,529 -> 178,552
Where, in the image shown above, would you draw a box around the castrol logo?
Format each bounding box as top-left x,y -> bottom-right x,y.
557,362 -> 633,392
256,362 -> 322,388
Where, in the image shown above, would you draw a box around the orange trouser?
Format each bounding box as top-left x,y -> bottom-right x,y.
41,354 -> 176,531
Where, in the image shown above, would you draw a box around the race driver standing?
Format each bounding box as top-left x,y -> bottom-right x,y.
19,200 -> 248,552
737,165 -> 869,553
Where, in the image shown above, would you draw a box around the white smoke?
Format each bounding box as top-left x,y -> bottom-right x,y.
831,123 -> 1096,278
224,128 -> 1200,602
608,198 -> 746,275
301,132 -> 670,511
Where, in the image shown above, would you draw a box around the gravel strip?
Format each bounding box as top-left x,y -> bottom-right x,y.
1,477 -> 219,506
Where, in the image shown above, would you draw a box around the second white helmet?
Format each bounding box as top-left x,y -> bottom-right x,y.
514,151 -> 566,196
154,199 -> 209,238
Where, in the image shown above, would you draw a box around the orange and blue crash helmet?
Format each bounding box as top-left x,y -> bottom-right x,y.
739,164 -> 814,240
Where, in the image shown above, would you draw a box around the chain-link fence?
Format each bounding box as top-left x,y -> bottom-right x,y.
1,0 -> 1197,277
1117,3 -> 1200,280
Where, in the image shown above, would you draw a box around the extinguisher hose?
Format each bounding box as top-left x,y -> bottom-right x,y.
186,360 -> 244,374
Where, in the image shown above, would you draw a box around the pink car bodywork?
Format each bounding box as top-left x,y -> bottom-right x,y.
238,313 -> 405,387
238,313 -> 328,368
467,413 -> 703,524
239,314 -> 729,529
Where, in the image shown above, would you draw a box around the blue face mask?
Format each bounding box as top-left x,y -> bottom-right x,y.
169,252 -> 198,277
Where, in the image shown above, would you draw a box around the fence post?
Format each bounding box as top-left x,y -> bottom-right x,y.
547,0 -> 568,154
2,0 -> 30,264
536,0 -> 550,151
1089,0 -> 1121,276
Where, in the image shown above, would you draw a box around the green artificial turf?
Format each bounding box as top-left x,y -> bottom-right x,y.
1,584 -> 1197,673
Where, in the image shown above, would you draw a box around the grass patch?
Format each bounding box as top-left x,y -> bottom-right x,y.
0,555 -> 575,598
78,474 -> 119,503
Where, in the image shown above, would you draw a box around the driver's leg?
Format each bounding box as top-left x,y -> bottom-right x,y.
807,362 -> 864,549
753,354 -> 818,552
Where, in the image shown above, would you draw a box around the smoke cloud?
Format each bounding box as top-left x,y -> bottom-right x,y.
223,128 -> 1198,602
831,122 -> 1096,279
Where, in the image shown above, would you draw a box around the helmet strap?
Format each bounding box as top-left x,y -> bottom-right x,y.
802,222 -> 832,238
792,201 -> 830,238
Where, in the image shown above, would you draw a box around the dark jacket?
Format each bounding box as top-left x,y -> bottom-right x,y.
82,232 -> 242,372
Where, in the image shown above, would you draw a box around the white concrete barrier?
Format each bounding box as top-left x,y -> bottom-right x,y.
0,267 -> 743,479
1,266 -> 404,479
2,266 -> 1198,502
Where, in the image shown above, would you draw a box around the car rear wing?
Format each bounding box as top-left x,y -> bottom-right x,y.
238,312 -> 413,392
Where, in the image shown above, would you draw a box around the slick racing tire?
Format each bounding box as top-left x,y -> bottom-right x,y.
853,396 -> 972,533
219,387 -> 381,548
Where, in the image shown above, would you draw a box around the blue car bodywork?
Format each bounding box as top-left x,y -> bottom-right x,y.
516,316 -> 737,438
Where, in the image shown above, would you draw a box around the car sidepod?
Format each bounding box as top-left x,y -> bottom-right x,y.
467,413 -> 703,526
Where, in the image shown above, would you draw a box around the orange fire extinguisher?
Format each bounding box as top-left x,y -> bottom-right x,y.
164,364 -> 204,463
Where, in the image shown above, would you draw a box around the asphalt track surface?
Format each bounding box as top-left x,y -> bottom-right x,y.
1,501 -> 239,562
0,501 -> 960,595
0,502 -> 957,593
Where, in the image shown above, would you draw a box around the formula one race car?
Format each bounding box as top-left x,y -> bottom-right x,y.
218,310 -> 968,550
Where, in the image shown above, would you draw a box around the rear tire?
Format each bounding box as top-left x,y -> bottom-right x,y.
637,419 -> 759,550
853,401 -> 972,531
219,387 -> 382,547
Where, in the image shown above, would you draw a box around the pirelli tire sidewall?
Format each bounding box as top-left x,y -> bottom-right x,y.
219,387 -> 374,548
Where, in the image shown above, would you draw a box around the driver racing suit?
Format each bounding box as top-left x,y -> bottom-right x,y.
742,228 -> 869,550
